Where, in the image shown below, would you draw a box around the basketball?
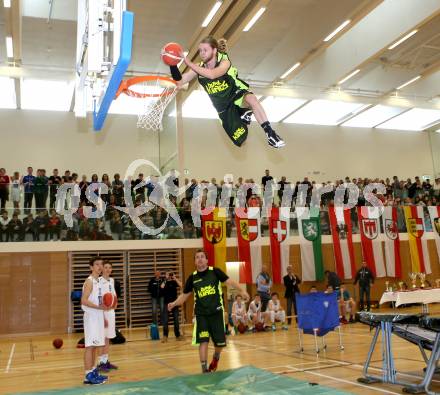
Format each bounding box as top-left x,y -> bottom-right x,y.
238,323 -> 247,334
52,338 -> 63,349
255,322 -> 265,332
161,42 -> 184,66
103,292 -> 117,308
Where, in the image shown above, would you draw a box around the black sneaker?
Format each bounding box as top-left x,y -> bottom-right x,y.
240,110 -> 253,125
266,129 -> 285,148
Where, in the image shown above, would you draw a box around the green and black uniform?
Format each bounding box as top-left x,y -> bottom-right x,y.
184,266 -> 229,347
197,52 -> 251,147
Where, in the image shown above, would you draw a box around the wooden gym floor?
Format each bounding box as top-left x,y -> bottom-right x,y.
1,306 -> 440,394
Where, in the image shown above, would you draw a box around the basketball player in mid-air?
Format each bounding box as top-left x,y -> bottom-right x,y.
170,37 -> 285,149
81,257 -> 110,385
97,261 -> 118,372
168,250 -> 249,373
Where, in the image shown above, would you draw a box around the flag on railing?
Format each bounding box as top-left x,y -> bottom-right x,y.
357,206 -> 386,278
428,206 -> 440,261
381,206 -> 402,278
297,207 -> 324,281
328,206 -> 356,279
201,207 -> 227,272
269,207 -> 290,284
404,206 -> 431,274
235,207 -> 262,284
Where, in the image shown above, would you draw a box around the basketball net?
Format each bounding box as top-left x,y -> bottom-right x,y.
117,76 -> 178,131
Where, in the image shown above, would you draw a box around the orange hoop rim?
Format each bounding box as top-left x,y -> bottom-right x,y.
116,75 -> 177,98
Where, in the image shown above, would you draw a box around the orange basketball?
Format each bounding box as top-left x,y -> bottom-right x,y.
103,292 -> 116,308
238,323 -> 247,334
52,338 -> 63,349
161,42 -> 184,66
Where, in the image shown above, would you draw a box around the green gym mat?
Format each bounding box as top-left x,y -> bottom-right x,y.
16,365 -> 352,394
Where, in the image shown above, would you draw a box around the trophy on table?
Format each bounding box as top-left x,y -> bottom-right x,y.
436,279 -> 440,288
418,272 -> 426,289
385,281 -> 390,292
398,281 -> 404,291
409,272 -> 418,289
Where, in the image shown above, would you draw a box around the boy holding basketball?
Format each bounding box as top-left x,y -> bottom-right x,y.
167,250 -> 249,373
97,260 -> 118,372
231,294 -> 247,332
81,256 -> 109,385
167,37 -> 285,149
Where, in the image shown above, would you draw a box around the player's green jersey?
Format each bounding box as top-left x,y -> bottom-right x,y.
197,52 -> 249,113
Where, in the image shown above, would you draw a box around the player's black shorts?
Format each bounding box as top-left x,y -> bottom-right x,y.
217,91 -> 251,147
192,309 -> 226,347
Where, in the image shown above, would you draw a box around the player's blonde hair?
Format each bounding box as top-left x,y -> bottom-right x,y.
200,36 -> 228,53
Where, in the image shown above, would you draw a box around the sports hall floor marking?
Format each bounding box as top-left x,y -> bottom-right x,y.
5,343 -> 15,373
285,365 -> 402,395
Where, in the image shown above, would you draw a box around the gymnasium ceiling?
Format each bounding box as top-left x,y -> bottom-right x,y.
1,0 -> 440,130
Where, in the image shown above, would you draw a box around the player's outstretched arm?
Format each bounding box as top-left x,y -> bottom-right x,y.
168,292 -> 191,311
225,278 -> 249,301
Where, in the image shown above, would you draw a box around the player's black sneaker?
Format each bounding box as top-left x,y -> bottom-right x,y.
240,109 -> 253,125
266,128 -> 285,148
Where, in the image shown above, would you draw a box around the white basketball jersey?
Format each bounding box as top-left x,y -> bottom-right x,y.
82,275 -> 103,313
249,300 -> 261,314
269,300 -> 281,312
233,301 -> 246,315
101,277 -> 116,296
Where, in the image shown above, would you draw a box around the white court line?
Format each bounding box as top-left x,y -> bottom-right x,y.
286,365 -> 402,395
5,343 -> 15,373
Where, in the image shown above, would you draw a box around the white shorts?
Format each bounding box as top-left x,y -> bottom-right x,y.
269,310 -> 286,323
84,311 -> 105,347
232,313 -> 247,324
248,311 -> 263,322
104,310 -> 116,339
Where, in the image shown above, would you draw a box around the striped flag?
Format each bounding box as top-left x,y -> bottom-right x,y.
428,206 -> 440,260
381,206 -> 402,278
357,206 -> 386,278
297,207 -> 324,281
235,207 -> 262,284
201,207 -> 227,272
403,206 -> 431,274
269,207 -> 290,284
328,206 -> 356,279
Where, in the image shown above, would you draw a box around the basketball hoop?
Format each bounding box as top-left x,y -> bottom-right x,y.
116,75 -> 178,131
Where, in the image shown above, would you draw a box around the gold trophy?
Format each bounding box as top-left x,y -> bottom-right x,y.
385,281 -> 390,292
398,281 -> 404,291
418,272 -> 426,289
409,272 -> 418,289
436,279 -> 440,288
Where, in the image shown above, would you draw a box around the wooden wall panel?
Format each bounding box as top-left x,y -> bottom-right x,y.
0,252 -> 68,336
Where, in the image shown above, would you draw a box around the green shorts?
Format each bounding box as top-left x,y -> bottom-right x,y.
192,310 -> 226,347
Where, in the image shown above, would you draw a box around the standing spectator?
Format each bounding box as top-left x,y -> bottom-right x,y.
48,169 -> 62,209
134,173 -> 146,202
101,174 -> 111,204
277,176 -> 289,205
112,174 -> 124,205
161,271 -> 183,342
261,169 -> 273,191
325,270 -> 341,291
62,170 -> 71,183
10,171 -> 21,209
22,167 -> 35,214
34,169 -> 48,212
42,169 -> 49,209
283,265 -> 301,324
148,271 -> 165,325
0,210 -> 11,241
433,178 -> 440,199
353,261 -> 375,312
0,168 -> 10,209
79,175 -> 89,203
256,265 -> 272,312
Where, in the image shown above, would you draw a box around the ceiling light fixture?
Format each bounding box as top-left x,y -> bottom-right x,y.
388,29 -> 418,50
338,69 -> 361,85
280,62 -> 301,79
324,20 -> 351,42
243,7 -> 266,32
396,75 -> 421,90
201,1 -> 222,28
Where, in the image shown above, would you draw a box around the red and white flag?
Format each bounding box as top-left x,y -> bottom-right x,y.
328,206 -> 356,279
235,207 -> 262,284
428,206 -> 440,260
381,206 -> 402,278
269,207 -> 290,284
357,207 -> 386,278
